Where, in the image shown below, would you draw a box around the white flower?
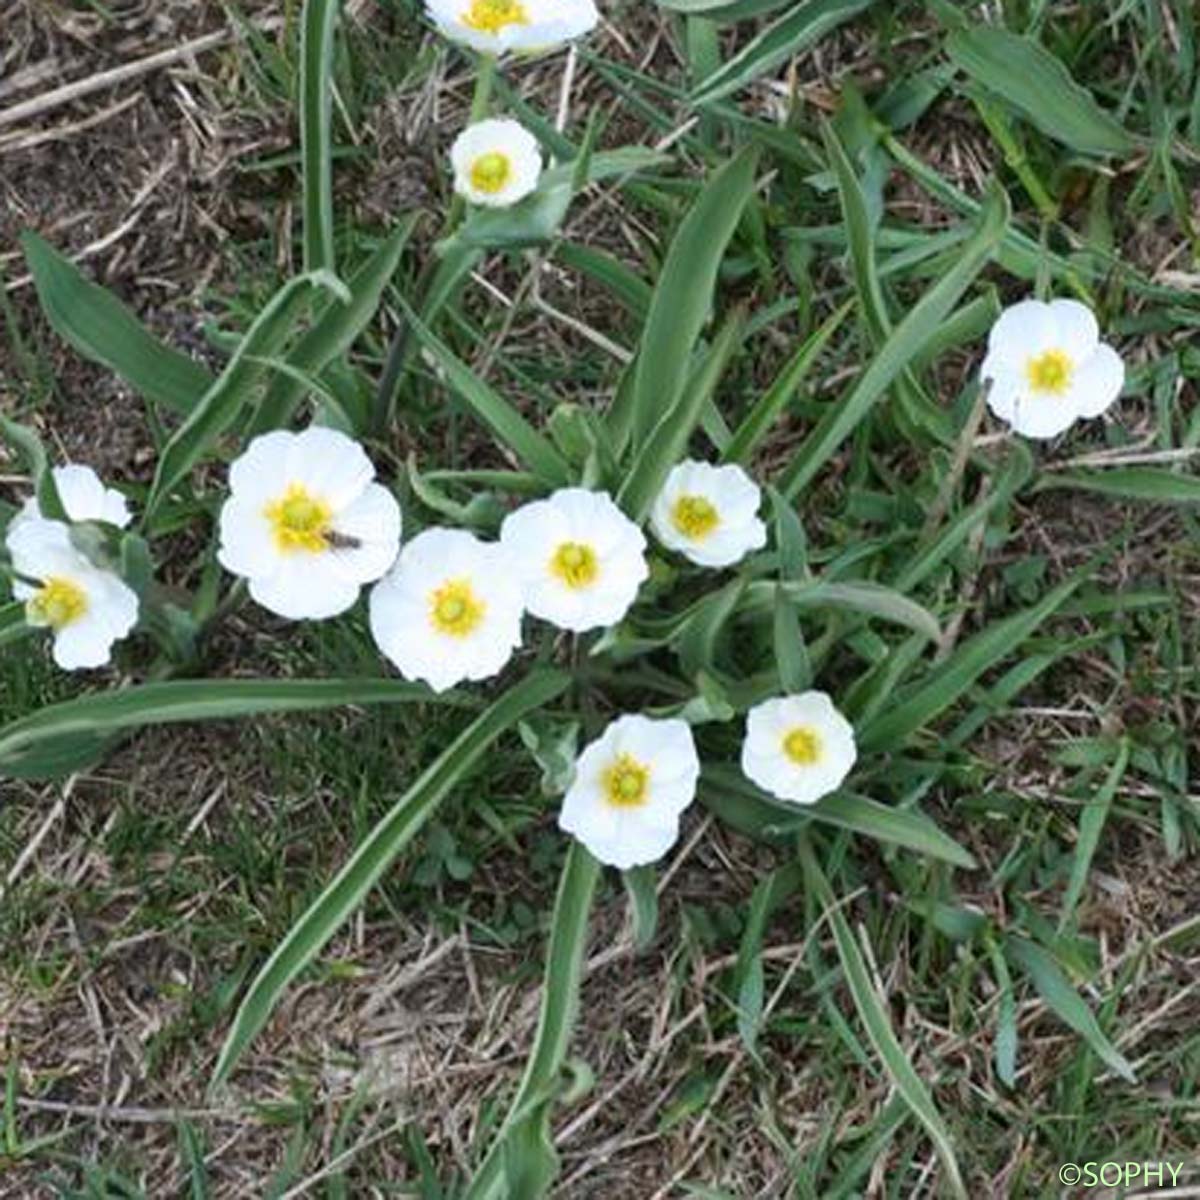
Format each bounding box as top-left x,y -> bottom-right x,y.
14,464 -> 131,529
980,298 -> 1124,440
559,714 -> 700,869
426,0 -> 598,55
217,428 -> 402,621
450,118 -> 542,208
500,487 -> 648,632
650,460 -> 766,568
6,517 -> 138,670
369,527 -> 523,693
740,692 -> 857,805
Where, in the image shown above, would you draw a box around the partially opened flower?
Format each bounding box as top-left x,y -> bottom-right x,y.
741,692 -> 856,805
980,298 -> 1124,440
426,0 -> 599,55
450,118 -> 541,208
218,428 -> 402,621
558,714 -> 700,869
369,527 -> 523,693
6,517 -> 138,670
500,488 -> 648,632
14,463 -> 131,529
650,460 -> 766,568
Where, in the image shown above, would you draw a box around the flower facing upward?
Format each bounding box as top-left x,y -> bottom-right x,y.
369,528 -> 523,692
980,298 -> 1124,440
450,118 -> 542,208
650,460 -> 767,568
500,488 -> 648,632
14,464 -> 131,529
559,715 -> 700,869
426,0 -> 599,54
6,518 -> 138,670
217,429 -> 402,621
740,692 -> 857,805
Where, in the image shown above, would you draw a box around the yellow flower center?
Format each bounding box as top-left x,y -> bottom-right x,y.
429,578 -> 486,637
469,152 -> 513,195
462,0 -> 528,33
1025,348 -> 1074,395
782,726 -> 823,766
549,541 -> 598,589
602,753 -> 650,808
263,483 -> 333,553
671,494 -> 720,541
26,576 -> 89,631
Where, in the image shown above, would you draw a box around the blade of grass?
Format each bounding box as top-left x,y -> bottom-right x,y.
300,0 -> 339,272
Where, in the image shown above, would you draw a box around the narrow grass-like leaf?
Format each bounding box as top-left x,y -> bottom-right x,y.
722,303 -> 850,464
252,216 -> 418,432
859,562 -> 1092,752
1059,739 -> 1130,930
20,232 -> 213,415
700,767 -> 976,867
801,842 -> 967,1199
300,0 -> 339,272
1004,936 -> 1135,1082
145,270 -> 348,523
690,0 -> 875,106
619,309 -> 745,520
742,580 -> 941,641
0,677 -> 460,778
212,669 -> 569,1086
988,941 -> 1018,1089
0,414 -> 66,521
403,304 -> 570,486
946,28 -> 1135,157
554,242 -> 652,319
1034,468 -> 1200,504
627,147 -> 757,447
778,185 -> 1008,499
464,841 -> 600,1200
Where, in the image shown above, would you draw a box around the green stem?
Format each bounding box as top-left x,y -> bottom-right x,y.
464,841 -> 601,1200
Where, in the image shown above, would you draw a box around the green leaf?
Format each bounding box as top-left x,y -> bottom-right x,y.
145,270 -> 349,523
946,28 -> 1135,157
0,677 -> 463,780
464,841 -> 601,1200
253,216 -> 419,433
619,308 -> 745,520
622,864 -> 659,951
722,303 -> 850,465
0,414 -> 66,521
1034,468 -> 1200,504
778,184 -> 1008,499
700,766 -> 976,868
300,0 -> 339,273
19,231 -> 213,415
690,0 -> 875,106
1004,936 -> 1135,1082
859,562 -> 1092,752
801,843 -> 966,1199
626,147 -> 758,447
212,669 -> 570,1086
403,303 -> 571,487
742,580 -> 942,641
1060,739 -> 1130,930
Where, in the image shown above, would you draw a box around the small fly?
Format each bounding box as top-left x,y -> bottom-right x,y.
323,529 -> 362,551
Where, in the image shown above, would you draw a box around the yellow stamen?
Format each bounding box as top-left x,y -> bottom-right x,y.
782,726 -> 823,766
1025,348 -> 1073,395
26,576 -> 89,631
264,483 -> 333,553
461,0 -> 528,33
671,494 -> 720,541
602,753 -> 650,808
469,152 -> 513,195
429,578 -> 486,637
549,541 -> 598,589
